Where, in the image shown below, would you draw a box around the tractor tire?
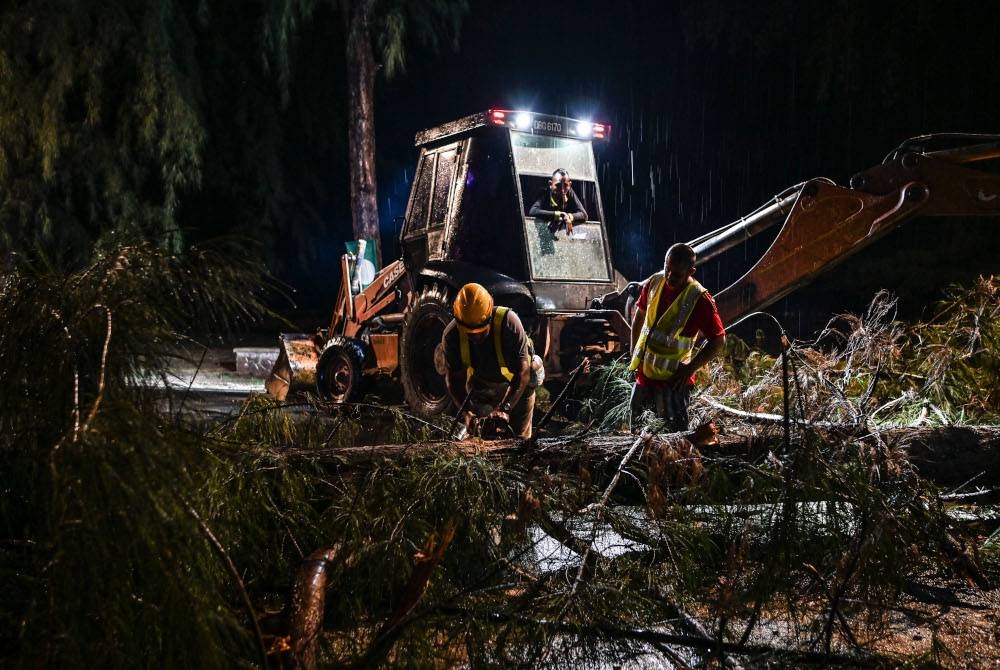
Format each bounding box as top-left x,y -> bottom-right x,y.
316,336 -> 366,403
400,283 -> 455,417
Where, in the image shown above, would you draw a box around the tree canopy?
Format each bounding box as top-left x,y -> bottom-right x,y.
0,0 -> 204,265
0,0 -> 351,281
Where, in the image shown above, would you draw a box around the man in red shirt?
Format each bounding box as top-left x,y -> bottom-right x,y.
629,243 -> 726,432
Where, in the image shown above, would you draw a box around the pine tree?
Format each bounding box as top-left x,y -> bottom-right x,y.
0,0 -> 206,267
265,0 -> 470,265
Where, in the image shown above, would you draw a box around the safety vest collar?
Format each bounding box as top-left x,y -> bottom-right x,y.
647,276 -> 704,336
458,306 -> 514,383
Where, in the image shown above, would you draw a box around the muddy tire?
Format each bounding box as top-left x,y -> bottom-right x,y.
400,284 -> 455,417
316,336 -> 366,403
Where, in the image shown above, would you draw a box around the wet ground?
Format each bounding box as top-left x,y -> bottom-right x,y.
158,346 -> 275,418
158,345 -> 423,438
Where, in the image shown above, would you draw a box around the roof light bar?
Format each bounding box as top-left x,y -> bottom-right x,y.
419,110 -> 611,145
488,109 -> 611,139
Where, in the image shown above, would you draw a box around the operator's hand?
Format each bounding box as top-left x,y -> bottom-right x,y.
565,215 -> 574,236
462,410 -> 476,429
669,362 -> 695,390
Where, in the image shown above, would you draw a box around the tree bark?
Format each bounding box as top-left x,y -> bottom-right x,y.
887,426 -> 1000,487
343,0 -> 381,265
280,425 -> 1000,487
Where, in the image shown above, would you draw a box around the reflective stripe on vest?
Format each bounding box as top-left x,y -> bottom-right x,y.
628,275 -> 706,380
459,306 -> 514,383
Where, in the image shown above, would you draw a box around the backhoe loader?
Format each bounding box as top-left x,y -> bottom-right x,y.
265,113 -> 1000,418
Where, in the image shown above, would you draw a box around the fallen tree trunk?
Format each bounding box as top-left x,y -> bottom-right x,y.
887,426 -> 1000,487
278,424 -> 1000,487
712,425 -> 1000,487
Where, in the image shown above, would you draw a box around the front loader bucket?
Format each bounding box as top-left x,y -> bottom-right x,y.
265,333 -> 321,401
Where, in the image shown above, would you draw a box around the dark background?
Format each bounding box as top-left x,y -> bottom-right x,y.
303,0 -> 1000,339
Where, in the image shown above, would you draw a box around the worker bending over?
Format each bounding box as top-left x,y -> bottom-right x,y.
442,283 -> 536,438
629,243 -> 726,432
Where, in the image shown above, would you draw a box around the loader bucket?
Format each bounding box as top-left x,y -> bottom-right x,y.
264,333 -> 321,401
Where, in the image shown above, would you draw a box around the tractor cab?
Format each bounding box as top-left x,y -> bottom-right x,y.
396,111 -> 631,409
400,110 -> 622,316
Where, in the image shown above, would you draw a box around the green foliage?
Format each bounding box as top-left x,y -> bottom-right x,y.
0,0 -> 205,264
577,358 -> 633,430
264,0 -> 470,87
376,0 -> 471,78
703,283 -> 1000,427
0,0 -> 338,279
0,239 -> 272,667
4,257 -> 995,666
906,277 -> 1000,418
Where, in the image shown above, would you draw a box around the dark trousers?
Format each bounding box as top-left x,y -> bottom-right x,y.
629,383 -> 691,433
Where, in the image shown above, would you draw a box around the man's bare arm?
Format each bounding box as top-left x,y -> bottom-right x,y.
692,334 -> 726,371
630,306 -> 646,353
499,357 -> 531,410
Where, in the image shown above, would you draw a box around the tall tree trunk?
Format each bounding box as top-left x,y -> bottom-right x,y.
343,0 -> 381,265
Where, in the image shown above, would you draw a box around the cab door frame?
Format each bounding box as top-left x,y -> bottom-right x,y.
400,141 -> 464,268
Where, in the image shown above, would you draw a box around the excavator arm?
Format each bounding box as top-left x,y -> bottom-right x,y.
693,136 -> 1000,326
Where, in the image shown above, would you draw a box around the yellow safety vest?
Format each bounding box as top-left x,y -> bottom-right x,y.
459,307 -> 514,383
628,274 -> 706,380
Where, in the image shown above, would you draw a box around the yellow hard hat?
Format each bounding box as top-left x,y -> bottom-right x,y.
453,283 -> 493,333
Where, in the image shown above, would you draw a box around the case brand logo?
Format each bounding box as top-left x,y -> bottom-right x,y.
383,263 -> 405,290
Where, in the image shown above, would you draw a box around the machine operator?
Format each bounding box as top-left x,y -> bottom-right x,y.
442,283 -> 537,438
529,168 -> 588,240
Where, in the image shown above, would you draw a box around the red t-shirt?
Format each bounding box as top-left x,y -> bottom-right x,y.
634,278 -> 726,388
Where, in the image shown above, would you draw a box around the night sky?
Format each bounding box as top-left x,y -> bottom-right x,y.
334,0 -> 1000,337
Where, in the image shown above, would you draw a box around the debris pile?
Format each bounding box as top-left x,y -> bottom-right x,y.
2,250 -> 997,667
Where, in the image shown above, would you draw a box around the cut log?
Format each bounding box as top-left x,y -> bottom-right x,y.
884,426 -> 1000,487
278,424 -> 1000,487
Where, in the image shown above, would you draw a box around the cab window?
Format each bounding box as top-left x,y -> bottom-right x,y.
523,218 -> 611,281
430,147 -> 458,227
510,132 -> 596,180
512,132 -> 609,281
520,175 -> 600,223
406,153 -> 433,234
